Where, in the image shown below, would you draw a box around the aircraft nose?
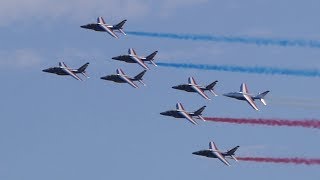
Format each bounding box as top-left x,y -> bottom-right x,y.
80,25 -> 87,28
42,68 -> 50,73
222,93 -> 231,97
172,86 -> 178,89
100,76 -> 107,80
192,151 -> 200,155
160,112 -> 166,116
111,56 -> 118,60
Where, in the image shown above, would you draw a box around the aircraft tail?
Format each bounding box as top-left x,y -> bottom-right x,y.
255,91 -> 270,105
114,20 -> 127,35
193,106 -> 206,121
134,70 -> 147,86
226,146 -> 240,161
145,51 -> 158,67
205,80 -> 218,96
78,62 -> 89,72
77,62 -> 90,78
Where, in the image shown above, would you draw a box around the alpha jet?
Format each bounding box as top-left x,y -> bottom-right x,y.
100,69 -> 147,88
112,48 -> 158,70
223,83 -> 269,111
81,17 -> 126,38
192,141 -> 239,166
172,77 -> 218,100
42,62 -> 89,81
160,103 -> 206,125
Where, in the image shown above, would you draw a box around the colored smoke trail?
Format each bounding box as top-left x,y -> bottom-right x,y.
238,157 -> 320,165
126,31 -> 320,48
157,62 -> 320,78
204,117 -> 320,129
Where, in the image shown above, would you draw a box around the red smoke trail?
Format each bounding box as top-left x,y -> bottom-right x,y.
204,117 -> 320,129
238,157 -> 320,165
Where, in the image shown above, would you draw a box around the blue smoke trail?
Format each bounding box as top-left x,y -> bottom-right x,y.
126,31 -> 320,48
157,62 -> 320,77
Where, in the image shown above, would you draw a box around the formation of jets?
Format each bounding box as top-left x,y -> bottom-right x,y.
41,16 -> 271,166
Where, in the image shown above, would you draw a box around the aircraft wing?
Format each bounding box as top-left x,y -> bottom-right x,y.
243,94 -> 259,110
191,85 -> 210,100
212,151 -> 231,166
178,111 -> 198,125
99,24 -> 119,38
209,142 -> 231,166
59,62 -> 82,81
130,56 -> 150,70
119,75 -> 139,88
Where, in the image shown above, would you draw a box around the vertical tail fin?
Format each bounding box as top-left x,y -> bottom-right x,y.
193,106 -> 206,121
255,91 -> 270,105
145,51 -> 158,67
134,70 -> 147,86
77,62 -> 89,73
114,20 -> 127,35
205,80 -> 218,96
114,20 -> 127,29
226,146 -> 239,161
78,63 -> 89,78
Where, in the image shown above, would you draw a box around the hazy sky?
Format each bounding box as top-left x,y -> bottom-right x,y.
0,0 -> 320,179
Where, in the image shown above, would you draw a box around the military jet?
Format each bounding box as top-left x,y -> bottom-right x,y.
223,83 -> 269,111
42,62 -> 89,81
192,141 -> 239,166
160,103 -> 206,125
80,17 -> 126,38
112,48 -> 158,70
172,77 -> 218,100
100,69 -> 147,88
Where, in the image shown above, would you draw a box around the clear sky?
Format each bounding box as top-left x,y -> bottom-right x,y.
0,0 -> 320,179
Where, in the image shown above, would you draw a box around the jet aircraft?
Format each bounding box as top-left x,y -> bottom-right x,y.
81,17 -> 126,38
172,77 -> 218,100
160,103 -> 206,125
112,48 -> 158,70
192,141 -> 239,166
42,62 -> 89,81
223,83 -> 269,111
100,69 -> 147,88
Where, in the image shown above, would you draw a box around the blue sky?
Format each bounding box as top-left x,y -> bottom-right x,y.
0,0 -> 320,179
